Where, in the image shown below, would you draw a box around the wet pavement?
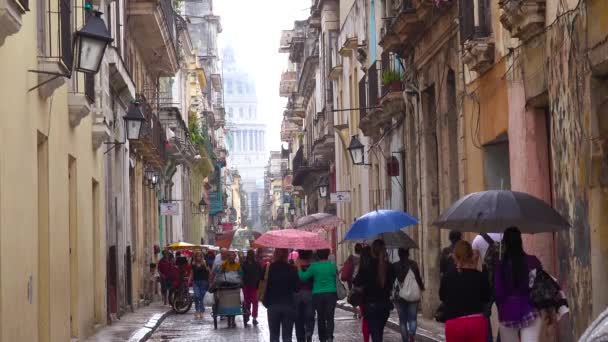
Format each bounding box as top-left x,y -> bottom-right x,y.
149,305 -> 405,341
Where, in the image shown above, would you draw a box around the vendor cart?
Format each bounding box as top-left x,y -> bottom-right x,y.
212,285 -> 249,329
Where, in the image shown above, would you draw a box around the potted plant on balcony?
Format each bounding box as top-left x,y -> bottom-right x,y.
381,69 -> 403,93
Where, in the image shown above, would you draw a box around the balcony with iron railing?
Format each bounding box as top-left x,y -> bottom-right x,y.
131,94 -> 168,168
359,55 -> 405,137
285,94 -> 305,119
159,105 -> 197,164
128,0 -> 178,76
280,71 -> 298,97
379,0 -> 442,53
297,37 -> 319,103
312,110 -> 335,162
280,117 -> 301,142
279,21 -> 307,61
460,0 -> 495,74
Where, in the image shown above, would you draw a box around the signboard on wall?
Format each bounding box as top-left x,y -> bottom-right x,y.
161,202 -> 180,216
330,191 -> 351,203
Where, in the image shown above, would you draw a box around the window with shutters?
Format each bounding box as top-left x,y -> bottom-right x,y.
38,0 -> 74,72
60,0 -> 72,69
359,78 -> 367,120
459,0 -> 492,44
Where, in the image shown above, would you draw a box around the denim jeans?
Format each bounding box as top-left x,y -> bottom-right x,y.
364,301 -> 392,342
313,292 -> 337,342
295,290 -> 315,342
193,280 -> 208,313
267,303 -> 296,342
395,300 -> 418,341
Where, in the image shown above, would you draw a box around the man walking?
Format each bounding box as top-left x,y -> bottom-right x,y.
439,230 -> 462,277
158,251 -> 172,305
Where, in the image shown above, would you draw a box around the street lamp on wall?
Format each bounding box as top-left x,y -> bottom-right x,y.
105,101 -> 146,154
27,8 -> 113,92
347,135 -> 371,166
74,10 -> 114,74
123,101 -> 146,140
317,176 -> 329,199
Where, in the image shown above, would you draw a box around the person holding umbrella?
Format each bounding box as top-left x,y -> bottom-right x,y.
439,240 -> 491,341
264,248 -> 299,342
294,250 -> 316,342
393,248 -> 425,342
297,249 -> 338,342
495,227 -> 543,342
353,239 -> 396,342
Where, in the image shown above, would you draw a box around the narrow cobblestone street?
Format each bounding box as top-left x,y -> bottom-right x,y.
149,306 -> 404,341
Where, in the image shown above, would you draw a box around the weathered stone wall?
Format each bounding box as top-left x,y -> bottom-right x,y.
546,5 -> 592,339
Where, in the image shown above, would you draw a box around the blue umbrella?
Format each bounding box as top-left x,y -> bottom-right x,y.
344,209 -> 418,240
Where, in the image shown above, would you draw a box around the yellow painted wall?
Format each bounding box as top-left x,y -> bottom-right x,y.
0,8 -> 105,342
462,61 -> 509,194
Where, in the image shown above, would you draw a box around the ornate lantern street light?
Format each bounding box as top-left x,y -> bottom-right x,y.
74,10 -> 114,74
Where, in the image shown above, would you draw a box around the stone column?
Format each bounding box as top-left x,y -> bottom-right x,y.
250,130 -> 254,151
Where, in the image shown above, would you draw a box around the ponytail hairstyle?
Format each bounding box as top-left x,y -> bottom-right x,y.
502,227 -> 526,289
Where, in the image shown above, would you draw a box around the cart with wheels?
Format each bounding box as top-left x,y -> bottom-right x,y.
212,285 -> 250,329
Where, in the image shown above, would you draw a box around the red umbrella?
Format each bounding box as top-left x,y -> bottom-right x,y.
255,229 -> 330,250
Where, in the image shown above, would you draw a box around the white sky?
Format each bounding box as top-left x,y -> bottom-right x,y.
215,0 -> 310,152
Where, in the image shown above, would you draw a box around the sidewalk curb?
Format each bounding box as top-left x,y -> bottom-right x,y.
127,309 -> 173,342
336,302 -> 444,342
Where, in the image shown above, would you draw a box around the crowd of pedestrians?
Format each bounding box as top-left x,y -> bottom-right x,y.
150,224 -> 565,342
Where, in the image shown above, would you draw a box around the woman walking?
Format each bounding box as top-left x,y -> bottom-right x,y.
264,248 -> 299,342
439,240 -> 490,341
241,249 -> 263,325
393,248 -> 425,342
353,239 -> 396,342
495,227 -> 543,342
189,252 -> 210,320
358,245 -> 372,342
298,249 -> 338,342
294,250 -> 316,342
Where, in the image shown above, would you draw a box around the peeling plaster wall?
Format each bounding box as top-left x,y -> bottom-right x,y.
546,6 -> 592,340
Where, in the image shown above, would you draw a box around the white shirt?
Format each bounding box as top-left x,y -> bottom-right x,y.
472,233 -> 503,261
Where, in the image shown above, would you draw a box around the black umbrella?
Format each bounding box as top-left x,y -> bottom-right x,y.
433,190 -> 570,234
340,230 -> 418,249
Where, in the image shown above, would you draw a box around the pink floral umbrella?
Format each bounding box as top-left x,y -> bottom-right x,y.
254,229 -> 331,250
293,213 -> 342,232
